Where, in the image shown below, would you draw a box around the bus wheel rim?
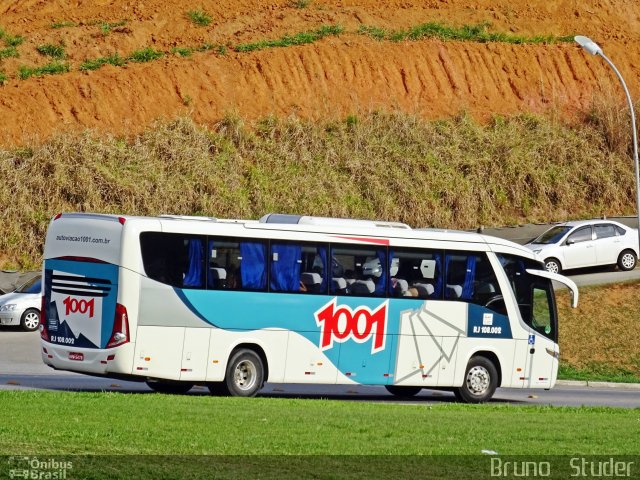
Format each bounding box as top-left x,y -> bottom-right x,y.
466,366 -> 490,395
24,312 -> 39,329
234,360 -> 257,391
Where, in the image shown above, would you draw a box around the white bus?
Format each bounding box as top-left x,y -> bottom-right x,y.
40,212 -> 578,403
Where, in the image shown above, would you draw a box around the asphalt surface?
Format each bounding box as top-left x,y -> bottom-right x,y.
1,330 -> 638,407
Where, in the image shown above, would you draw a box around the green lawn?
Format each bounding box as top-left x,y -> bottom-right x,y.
1,391 -> 638,455
1,391 -> 637,479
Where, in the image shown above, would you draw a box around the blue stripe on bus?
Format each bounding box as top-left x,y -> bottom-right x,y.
176,289 -> 512,384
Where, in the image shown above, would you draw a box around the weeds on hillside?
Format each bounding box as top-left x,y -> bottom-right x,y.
0,47 -> 18,59
236,25 -> 343,52
36,43 -> 66,59
0,27 -> 24,47
0,111 -> 636,269
359,21 -> 573,44
0,71 -> 6,84
186,10 -> 211,27
80,54 -> 126,71
128,47 -> 163,63
18,61 -> 69,80
3,34 -> 23,47
584,89 -> 639,157
291,0 -> 311,8
171,47 -> 192,57
50,21 -> 77,29
98,20 -> 127,35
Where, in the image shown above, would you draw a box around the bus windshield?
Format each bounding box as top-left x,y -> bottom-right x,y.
531,226 -> 571,245
497,254 -> 557,342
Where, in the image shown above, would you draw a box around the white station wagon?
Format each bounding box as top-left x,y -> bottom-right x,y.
525,220 -> 639,274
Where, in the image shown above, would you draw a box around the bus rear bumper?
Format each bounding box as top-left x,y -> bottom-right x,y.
40,341 -> 136,376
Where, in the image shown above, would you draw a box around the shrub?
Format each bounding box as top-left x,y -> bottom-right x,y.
128,47 -> 163,63
36,43 -> 65,59
186,10 -> 211,27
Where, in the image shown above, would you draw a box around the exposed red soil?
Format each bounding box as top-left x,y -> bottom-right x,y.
1,0 -> 640,145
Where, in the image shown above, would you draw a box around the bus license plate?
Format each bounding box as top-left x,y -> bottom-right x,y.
68,352 -> 84,361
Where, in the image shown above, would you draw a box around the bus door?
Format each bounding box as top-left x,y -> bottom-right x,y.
522,270 -> 578,389
521,279 -> 557,389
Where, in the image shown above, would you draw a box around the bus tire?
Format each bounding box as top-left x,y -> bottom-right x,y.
20,308 -> 40,332
225,349 -> 264,397
385,385 -> 422,397
207,381 -> 230,396
617,249 -> 637,271
454,356 -> 498,404
543,258 -> 561,274
146,380 -> 194,394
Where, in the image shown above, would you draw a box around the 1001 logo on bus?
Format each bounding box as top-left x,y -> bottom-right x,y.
62,296 -> 95,318
315,299 -> 388,354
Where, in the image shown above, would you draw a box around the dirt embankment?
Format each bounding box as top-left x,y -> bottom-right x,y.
0,0 -> 640,145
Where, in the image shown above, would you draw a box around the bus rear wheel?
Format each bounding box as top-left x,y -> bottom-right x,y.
146,380 -> 194,394
225,349 -> 264,397
454,356 -> 498,404
385,385 -> 422,397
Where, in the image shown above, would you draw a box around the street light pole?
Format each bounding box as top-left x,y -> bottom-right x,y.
575,35 -> 640,255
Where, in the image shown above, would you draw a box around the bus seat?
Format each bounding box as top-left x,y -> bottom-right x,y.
350,279 -> 375,295
209,267 -> 227,289
476,283 -> 496,294
301,272 -> 322,292
392,278 -> 409,296
446,284 -> 463,299
332,277 -> 347,295
413,283 -> 434,297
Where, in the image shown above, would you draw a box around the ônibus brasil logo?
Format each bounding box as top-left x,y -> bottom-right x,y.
314,298 -> 388,354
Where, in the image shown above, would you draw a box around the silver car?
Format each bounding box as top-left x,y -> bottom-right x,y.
0,275 -> 41,331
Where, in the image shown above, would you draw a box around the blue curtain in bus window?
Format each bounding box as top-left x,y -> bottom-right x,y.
270,243 -> 302,292
240,241 -> 266,290
433,253 -> 443,297
183,239 -> 204,288
387,250 -> 395,292
318,247 -> 328,293
374,249 -> 386,295
461,255 -> 477,300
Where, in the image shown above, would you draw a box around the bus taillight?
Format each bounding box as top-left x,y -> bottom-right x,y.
40,295 -> 50,342
107,303 -> 129,348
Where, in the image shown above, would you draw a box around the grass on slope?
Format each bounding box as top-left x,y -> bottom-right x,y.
0,391 -> 637,456
359,22 -> 573,44
0,110 -> 635,269
556,281 -> 640,381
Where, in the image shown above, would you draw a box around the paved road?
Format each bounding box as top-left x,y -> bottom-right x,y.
2,330 -> 638,407
1,373 -> 639,407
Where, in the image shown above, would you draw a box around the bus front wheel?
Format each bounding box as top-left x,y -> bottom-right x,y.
454,356 -> 498,404
385,385 -> 422,397
225,349 -> 264,397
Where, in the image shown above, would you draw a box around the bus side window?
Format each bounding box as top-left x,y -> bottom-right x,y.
444,252 -> 505,315
389,248 -> 443,299
270,242 -> 327,294
140,232 -> 205,289
330,246 -> 386,297
208,239 -> 267,291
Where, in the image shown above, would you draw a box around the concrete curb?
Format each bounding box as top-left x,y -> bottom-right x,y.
556,379 -> 640,390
